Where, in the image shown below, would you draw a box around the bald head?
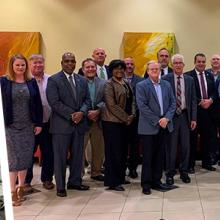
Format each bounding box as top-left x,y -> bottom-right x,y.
210,54 -> 220,71
92,48 -> 106,66
61,52 -> 76,74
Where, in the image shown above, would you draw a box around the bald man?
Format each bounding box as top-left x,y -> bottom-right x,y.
46,52 -> 91,197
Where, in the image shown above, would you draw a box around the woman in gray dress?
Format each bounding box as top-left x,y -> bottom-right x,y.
0,54 -> 43,206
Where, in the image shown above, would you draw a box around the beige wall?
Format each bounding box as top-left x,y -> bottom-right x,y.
1,0 -> 220,74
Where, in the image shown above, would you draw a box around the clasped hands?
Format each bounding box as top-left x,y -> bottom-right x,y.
126,115 -> 134,126
71,111 -> 84,124
199,99 -> 213,109
159,117 -> 169,129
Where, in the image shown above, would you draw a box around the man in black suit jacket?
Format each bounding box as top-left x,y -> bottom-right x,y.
46,52 -> 91,197
124,57 -> 144,179
78,48 -> 112,79
163,54 -> 197,185
186,53 -> 218,172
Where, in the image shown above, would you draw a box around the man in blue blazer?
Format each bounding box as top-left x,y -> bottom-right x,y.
46,52 -> 91,197
136,61 -> 176,195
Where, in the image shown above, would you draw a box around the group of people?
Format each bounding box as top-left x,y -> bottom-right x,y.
1,47 -> 220,205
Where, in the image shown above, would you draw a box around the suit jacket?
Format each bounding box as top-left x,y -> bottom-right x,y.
162,72 -> 197,123
78,65 -> 112,79
46,71 -> 91,134
0,76 -> 43,126
186,69 -> 216,105
128,74 -> 144,95
136,78 -> 176,135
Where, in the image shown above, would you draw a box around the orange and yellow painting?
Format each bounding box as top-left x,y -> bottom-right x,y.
123,32 -> 175,77
0,32 -> 40,76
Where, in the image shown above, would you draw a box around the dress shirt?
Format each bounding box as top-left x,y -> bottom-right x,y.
174,73 -> 186,110
97,65 -> 108,80
35,74 -> 51,123
195,69 -> 208,99
63,71 -> 76,86
159,66 -> 169,78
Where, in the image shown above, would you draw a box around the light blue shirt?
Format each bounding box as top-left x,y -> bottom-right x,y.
152,80 -> 163,116
87,79 -> 96,109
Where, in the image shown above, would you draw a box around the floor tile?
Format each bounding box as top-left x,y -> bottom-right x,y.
78,213 -> 120,220
35,214 -> 79,220
204,209 -> 220,220
120,212 -> 161,220
163,211 -> 204,220
14,216 -> 36,220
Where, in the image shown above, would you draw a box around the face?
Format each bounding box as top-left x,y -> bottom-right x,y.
195,56 -> 206,72
29,58 -> 44,76
112,66 -> 125,79
83,61 -> 97,79
92,48 -> 106,65
61,53 -> 76,74
13,58 -> 27,77
124,58 -> 135,75
211,54 -> 220,69
172,57 -> 185,75
158,49 -> 170,68
147,62 -> 160,81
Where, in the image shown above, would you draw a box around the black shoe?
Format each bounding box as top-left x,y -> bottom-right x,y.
128,170 -> 138,179
56,189 -> 67,197
123,180 -> 131,185
142,187 -> 151,195
180,173 -> 191,183
91,175 -> 104,181
67,184 -> 90,191
107,185 -> 125,191
166,176 -> 174,185
188,167 -> 195,174
202,165 -> 216,171
152,183 -> 174,191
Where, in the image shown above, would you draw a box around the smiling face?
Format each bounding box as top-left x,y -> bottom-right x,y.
172,57 -> 185,75
92,48 -> 106,66
83,60 -> 97,79
61,53 -> 76,74
147,61 -> 160,82
124,57 -> 135,76
13,58 -> 27,78
29,57 -> 44,76
211,54 -> 220,70
195,55 -> 206,72
157,49 -> 170,68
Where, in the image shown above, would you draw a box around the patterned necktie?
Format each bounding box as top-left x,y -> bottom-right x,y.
99,67 -> 106,79
199,72 -> 208,99
68,75 -> 77,100
176,76 -> 182,115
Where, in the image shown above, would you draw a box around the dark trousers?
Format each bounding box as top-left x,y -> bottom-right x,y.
126,117 -> 140,172
53,130 -> 84,190
102,121 -> 127,187
25,122 -> 54,184
141,128 -> 168,189
166,111 -> 190,176
190,108 -> 218,168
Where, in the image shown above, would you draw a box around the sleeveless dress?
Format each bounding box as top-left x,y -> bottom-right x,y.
5,82 -> 34,171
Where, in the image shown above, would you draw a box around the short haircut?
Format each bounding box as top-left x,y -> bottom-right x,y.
108,59 -> 126,74
81,58 -> 96,68
146,60 -> 160,70
194,53 -> 206,63
7,54 -> 31,81
157,48 -> 169,58
29,54 -> 44,61
171,54 -> 184,64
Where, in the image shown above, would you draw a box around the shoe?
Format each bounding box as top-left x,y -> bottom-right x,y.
56,189 -> 67,197
43,181 -> 55,190
16,186 -> 26,202
91,175 -> 104,181
107,185 -> 125,191
152,183 -> 174,191
123,180 -> 131,185
166,176 -> 174,185
128,170 -> 138,179
23,184 -> 34,193
142,187 -> 151,195
202,165 -> 216,171
67,184 -> 90,191
188,167 -> 195,174
180,173 -> 191,183
11,191 -> 22,206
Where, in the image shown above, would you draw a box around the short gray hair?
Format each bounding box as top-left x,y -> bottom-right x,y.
29,54 -> 44,61
171,54 -> 184,64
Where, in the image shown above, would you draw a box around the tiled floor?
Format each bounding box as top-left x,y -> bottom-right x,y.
13,164 -> 220,220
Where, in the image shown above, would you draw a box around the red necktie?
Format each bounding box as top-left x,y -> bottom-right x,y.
199,72 -> 208,99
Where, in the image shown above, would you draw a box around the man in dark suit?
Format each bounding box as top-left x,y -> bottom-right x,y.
186,53 -> 218,172
46,52 -> 91,197
124,57 -> 143,179
82,58 -> 106,181
207,54 -> 220,165
136,61 -> 176,195
163,54 -> 197,185
78,48 -> 111,79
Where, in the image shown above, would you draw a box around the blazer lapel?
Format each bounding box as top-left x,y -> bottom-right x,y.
170,74 -> 176,97
147,79 -> 160,108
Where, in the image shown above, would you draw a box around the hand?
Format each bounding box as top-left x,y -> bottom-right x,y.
71,112 -> 84,124
199,99 -> 212,109
126,115 -> 134,126
34,126 -> 42,135
190,121 -> 197,130
159,117 -> 169,129
88,109 -> 100,122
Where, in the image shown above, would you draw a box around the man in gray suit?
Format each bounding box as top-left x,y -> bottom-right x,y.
82,58 -> 106,181
46,52 -> 91,197
136,61 -> 176,195
163,54 -> 197,185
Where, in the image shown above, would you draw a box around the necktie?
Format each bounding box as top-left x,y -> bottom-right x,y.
199,72 -> 208,99
68,75 -> 77,100
176,76 -> 182,115
99,67 -> 106,79
161,69 -> 164,76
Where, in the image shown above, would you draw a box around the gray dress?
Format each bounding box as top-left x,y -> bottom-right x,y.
5,82 -> 34,171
